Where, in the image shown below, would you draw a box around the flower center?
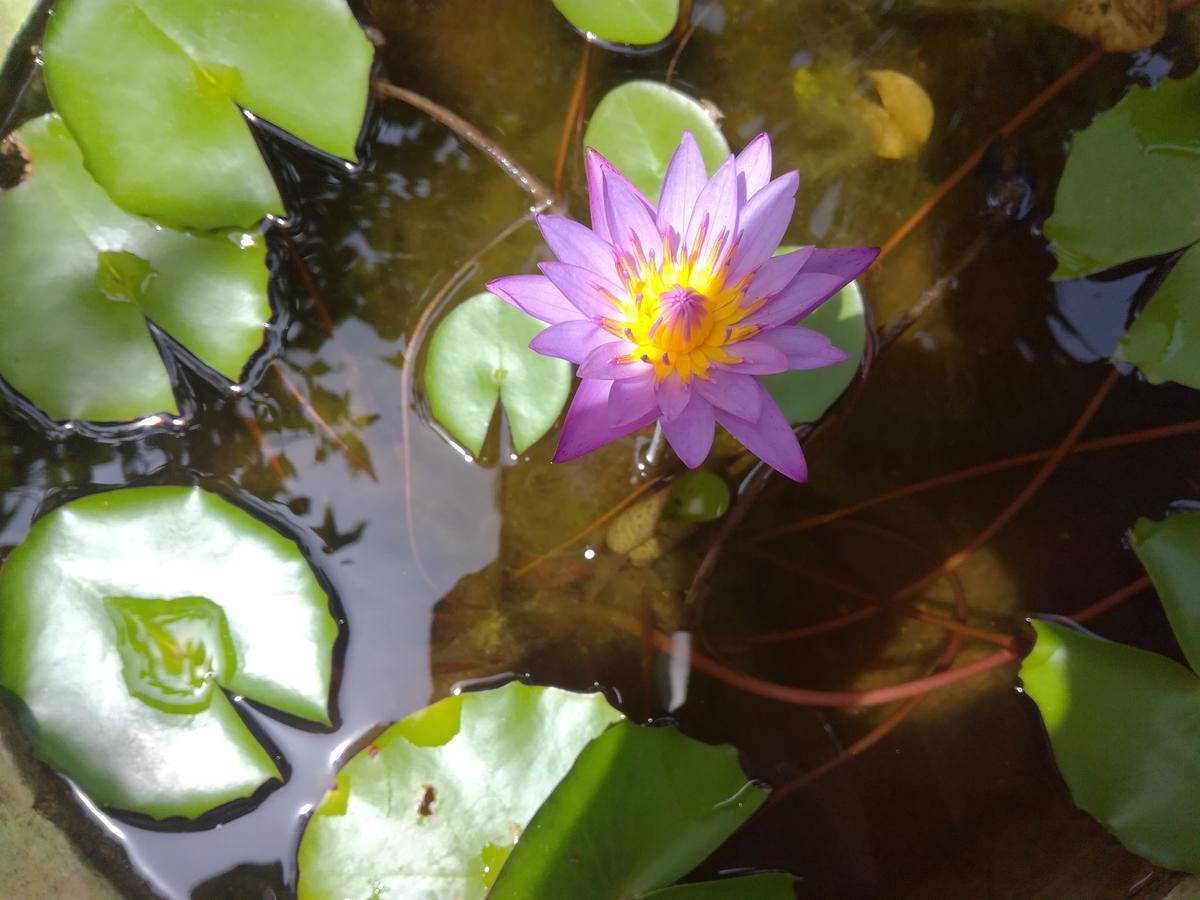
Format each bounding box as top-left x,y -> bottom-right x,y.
649,285 -> 714,356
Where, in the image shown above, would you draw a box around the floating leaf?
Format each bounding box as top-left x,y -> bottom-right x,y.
1131,512 -> 1200,671
1055,0 -> 1166,52
1045,73 -> 1200,280
762,278 -> 867,424
0,0 -> 35,59
1022,621 -> 1200,872
424,292 -> 571,456
296,682 -> 625,900
849,70 -> 934,160
1118,245 -> 1200,389
552,0 -> 678,45
490,721 -> 781,898
662,471 -> 730,522
584,81 -> 730,201
0,486 -> 337,820
0,114 -> 268,423
42,0 -> 373,229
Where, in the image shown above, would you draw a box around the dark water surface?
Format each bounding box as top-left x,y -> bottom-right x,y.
4,1 -> 1200,897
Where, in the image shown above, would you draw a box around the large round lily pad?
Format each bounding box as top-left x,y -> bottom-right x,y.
0,114 -> 269,423
42,0 -> 373,229
296,682 -> 624,899
552,0 -> 679,45
583,81 -> 730,201
0,486 -> 338,820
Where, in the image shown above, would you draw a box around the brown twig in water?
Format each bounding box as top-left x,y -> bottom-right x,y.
889,368 -> 1121,602
554,44 -> 593,198
755,418 -> 1200,541
373,79 -> 557,209
513,474 -> 664,578
1070,574 -> 1153,624
665,2 -> 707,85
274,224 -> 335,336
271,360 -> 378,480
240,412 -> 288,481
400,209 -> 546,587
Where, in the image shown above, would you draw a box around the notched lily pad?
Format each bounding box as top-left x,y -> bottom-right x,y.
296,682 -> 625,900
424,292 -> 572,457
0,485 -> 338,820
1118,245 -> 1200,390
0,114 -> 269,424
584,81 -> 731,201
42,0 -> 374,229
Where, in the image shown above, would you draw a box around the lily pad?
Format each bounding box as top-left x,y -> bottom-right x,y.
1045,72 -> 1200,280
584,81 -> 730,201
1021,620 -> 1200,872
1118,245 -> 1200,390
0,0 -> 35,58
1130,512 -> 1200,671
296,682 -> 625,900
762,278 -> 867,424
552,0 -> 679,45
424,292 -> 572,456
0,114 -> 268,423
42,0 -> 373,229
0,485 -> 338,820
489,721 -> 781,898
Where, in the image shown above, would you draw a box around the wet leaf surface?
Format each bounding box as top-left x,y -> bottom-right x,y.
42,0 -> 372,229
0,115 -> 268,422
1045,72 -> 1200,280
0,486 -> 337,819
1119,245 -> 1200,390
1131,512 -> 1200,671
552,0 -> 679,45
583,81 -> 730,201
1021,620 -> 1200,872
296,682 -> 624,900
424,292 -> 572,456
489,721 -> 782,898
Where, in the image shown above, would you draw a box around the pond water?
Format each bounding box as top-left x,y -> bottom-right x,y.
3,0 -> 1200,897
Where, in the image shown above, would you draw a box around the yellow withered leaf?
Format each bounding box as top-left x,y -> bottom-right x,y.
1055,0 -> 1167,52
850,69 -> 934,160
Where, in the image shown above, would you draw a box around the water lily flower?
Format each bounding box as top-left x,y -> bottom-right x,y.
487,133 -> 877,481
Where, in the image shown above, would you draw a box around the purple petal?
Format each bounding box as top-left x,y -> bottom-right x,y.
740,247 -> 815,302
655,373 -> 693,420
715,383 -> 808,482
744,272 -> 849,329
661,395 -> 715,468
554,378 -> 658,463
804,246 -> 880,284
529,320 -> 614,364
585,149 -> 655,244
537,215 -> 619,281
539,262 -> 626,321
607,373 -> 658,428
604,168 -> 664,267
685,155 -> 739,273
694,370 -> 762,421
734,133 -> 773,206
719,338 -> 790,374
657,132 -> 707,236
726,172 -> 799,286
487,275 -> 580,325
577,342 -> 652,380
759,327 -> 850,369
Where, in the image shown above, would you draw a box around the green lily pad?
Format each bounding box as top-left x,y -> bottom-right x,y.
424,292 -> 572,456
762,278 -> 867,424
662,470 -> 731,522
0,114 -> 268,423
1044,72 -> 1200,280
490,721 -> 778,898
1131,512 -> 1200,672
552,0 -> 679,45
0,485 -> 338,820
0,0 -> 36,59
42,0 -> 373,229
1021,620 -> 1200,872
584,81 -> 730,201
296,682 -> 625,900
1118,245 -> 1200,390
